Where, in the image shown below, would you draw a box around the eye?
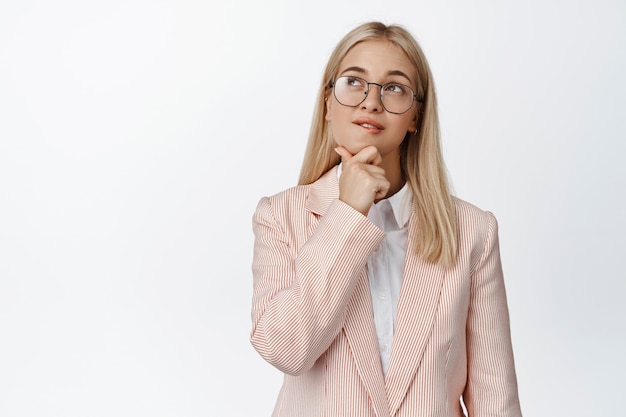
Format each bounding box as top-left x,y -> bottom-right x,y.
344,76 -> 367,89
384,83 -> 408,95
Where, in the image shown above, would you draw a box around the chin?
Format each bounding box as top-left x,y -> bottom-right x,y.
338,139 -> 377,155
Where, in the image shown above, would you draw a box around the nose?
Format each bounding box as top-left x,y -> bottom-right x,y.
361,83 -> 384,112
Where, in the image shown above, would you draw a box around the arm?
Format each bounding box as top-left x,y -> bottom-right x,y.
463,212 -> 522,417
250,196 -> 384,375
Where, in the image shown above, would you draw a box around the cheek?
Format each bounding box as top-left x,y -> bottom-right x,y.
400,113 -> 417,132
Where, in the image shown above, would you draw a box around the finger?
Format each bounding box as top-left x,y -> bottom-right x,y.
334,146 -> 354,163
364,164 -> 386,177
352,145 -> 382,166
373,179 -> 391,200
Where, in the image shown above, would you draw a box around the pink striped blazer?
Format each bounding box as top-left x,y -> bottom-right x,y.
250,166 -> 522,417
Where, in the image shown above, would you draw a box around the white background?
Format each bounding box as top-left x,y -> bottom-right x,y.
1,0 -> 624,416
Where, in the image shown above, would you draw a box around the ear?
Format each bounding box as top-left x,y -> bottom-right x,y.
408,112 -> 418,133
324,94 -> 332,121
408,103 -> 424,133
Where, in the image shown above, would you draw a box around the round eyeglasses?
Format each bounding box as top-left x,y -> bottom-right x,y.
330,76 -> 420,115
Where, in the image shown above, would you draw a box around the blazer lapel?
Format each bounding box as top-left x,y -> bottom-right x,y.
305,166 -> 390,417
384,207 -> 446,415
343,273 -> 391,417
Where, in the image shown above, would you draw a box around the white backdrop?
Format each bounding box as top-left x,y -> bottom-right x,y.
1,0 -> 625,416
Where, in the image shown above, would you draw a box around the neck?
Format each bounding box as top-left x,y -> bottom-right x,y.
377,155 -> 404,201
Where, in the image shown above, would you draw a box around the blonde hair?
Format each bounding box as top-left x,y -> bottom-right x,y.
298,21 -> 457,267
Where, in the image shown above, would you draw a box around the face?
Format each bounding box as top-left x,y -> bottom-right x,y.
325,40 -> 418,164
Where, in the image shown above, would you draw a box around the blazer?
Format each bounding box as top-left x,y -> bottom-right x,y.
250,166 -> 522,417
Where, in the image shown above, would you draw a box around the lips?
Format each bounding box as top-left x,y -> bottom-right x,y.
353,118 -> 384,131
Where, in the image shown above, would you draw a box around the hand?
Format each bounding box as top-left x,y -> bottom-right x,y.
335,145 -> 390,216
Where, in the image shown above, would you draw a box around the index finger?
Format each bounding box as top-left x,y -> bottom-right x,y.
352,145 -> 382,166
334,145 -> 354,163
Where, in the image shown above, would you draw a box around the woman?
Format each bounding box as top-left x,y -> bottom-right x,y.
250,21 -> 522,417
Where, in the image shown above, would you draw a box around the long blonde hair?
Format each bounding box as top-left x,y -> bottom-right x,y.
298,21 -> 457,267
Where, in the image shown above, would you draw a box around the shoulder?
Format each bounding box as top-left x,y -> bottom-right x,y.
454,193 -> 496,213
262,184 -> 311,206
453,196 -> 498,227
254,184 -> 311,224
452,196 -> 499,251
255,166 -> 340,219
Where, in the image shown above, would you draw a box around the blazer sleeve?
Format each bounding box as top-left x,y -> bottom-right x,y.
463,212 -> 523,417
250,196 -> 384,375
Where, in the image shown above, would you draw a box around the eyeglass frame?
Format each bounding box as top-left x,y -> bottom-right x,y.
329,75 -> 423,115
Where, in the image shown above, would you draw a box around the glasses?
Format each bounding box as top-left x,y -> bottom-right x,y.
330,76 -> 420,114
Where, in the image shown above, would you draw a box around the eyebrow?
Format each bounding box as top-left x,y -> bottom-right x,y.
340,66 -> 413,84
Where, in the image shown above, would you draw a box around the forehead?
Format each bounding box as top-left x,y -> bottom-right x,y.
338,40 -> 415,83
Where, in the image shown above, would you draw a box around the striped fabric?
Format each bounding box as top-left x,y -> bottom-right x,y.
250,166 -> 522,417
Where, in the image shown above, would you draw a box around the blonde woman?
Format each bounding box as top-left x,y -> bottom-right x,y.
250,21 -> 522,417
